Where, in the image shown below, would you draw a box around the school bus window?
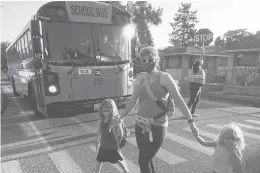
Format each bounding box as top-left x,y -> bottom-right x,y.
13,44 -> 18,61
20,37 -> 25,60
23,34 -> 27,58
28,30 -> 33,57
16,40 -> 20,61
23,35 -> 28,59
19,39 -> 23,61
24,33 -> 29,58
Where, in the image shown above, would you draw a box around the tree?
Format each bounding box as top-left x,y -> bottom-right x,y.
214,29 -> 260,49
101,1 -> 163,47
1,41 -> 10,65
224,29 -> 253,48
214,36 -> 225,48
169,2 -> 199,48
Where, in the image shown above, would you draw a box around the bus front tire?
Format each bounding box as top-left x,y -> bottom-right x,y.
29,89 -> 44,118
11,77 -> 19,96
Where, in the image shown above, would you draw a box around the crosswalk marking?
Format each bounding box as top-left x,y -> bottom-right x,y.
206,124 -> 260,140
166,132 -> 214,155
183,127 -> 217,139
70,117 -> 96,133
1,160 -> 23,173
89,145 -> 140,173
127,137 -> 187,165
246,120 -> 260,125
49,150 -> 84,173
233,122 -> 260,131
251,114 -> 260,118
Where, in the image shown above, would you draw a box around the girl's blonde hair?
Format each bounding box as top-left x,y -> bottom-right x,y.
98,99 -> 119,124
217,123 -> 245,150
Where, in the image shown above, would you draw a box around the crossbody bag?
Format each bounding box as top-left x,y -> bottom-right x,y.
145,73 -> 175,121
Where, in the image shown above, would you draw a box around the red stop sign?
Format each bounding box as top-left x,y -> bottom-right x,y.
194,28 -> 213,47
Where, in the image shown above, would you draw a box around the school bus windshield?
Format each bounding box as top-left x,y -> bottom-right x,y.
46,22 -> 130,66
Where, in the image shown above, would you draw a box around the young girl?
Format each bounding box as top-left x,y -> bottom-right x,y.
95,99 -> 130,173
194,123 -> 246,173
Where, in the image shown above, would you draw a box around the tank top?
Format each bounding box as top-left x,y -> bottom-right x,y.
137,72 -> 168,126
99,122 -> 118,150
190,68 -> 205,84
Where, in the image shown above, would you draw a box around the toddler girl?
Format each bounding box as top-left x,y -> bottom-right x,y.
195,123 -> 245,173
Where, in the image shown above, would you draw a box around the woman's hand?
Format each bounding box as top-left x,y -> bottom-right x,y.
189,122 -> 199,137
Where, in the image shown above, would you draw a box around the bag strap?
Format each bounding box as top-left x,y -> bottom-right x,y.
145,74 -> 167,121
111,126 -> 121,150
145,74 -> 157,102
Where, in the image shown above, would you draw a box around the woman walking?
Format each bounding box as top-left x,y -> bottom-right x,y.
187,57 -> 205,117
120,46 -> 199,173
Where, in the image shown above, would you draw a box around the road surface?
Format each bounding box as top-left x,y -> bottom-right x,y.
1,76 -> 260,173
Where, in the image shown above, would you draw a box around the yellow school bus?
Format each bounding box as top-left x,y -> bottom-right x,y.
6,1 -> 135,118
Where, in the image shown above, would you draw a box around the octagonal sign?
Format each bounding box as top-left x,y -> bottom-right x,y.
194,28 -> 213,47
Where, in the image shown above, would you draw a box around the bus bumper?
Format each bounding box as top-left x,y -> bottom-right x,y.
46,95 -> 131,116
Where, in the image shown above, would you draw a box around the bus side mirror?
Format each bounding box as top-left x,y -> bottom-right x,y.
31,20 -> 42,54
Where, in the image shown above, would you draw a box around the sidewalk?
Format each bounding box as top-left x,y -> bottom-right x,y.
182,91 -> 260,107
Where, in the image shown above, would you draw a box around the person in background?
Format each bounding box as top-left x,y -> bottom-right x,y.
187,56 -> 205,117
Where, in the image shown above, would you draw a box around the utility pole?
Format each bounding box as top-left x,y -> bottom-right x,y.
139,4 -> 145,47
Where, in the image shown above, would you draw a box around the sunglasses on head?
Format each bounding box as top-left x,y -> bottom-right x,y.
140,57 -> 155,64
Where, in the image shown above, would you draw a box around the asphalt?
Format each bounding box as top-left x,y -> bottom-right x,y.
1,75 -> 260,173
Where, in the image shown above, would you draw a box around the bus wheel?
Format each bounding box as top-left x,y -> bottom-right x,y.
30,89 -> 44,118
11,77 -> 19,96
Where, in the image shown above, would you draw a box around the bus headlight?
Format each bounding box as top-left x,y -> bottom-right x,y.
49,85 -> 58,93
123,24 -> 136,39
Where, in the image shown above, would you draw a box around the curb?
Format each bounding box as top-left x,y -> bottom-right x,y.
181,92 -> 260,107
1,86 -> 9,114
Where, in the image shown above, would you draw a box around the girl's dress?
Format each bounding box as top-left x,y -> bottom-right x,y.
96,121 -> 123,164
212,145 -> 244,173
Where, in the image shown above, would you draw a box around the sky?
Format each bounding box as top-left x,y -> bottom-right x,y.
1,0 -> 260,49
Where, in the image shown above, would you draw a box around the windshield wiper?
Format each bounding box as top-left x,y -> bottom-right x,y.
96,36 -> 100,66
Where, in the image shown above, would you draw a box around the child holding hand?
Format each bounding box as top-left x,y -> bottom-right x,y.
194,123 -> 245,173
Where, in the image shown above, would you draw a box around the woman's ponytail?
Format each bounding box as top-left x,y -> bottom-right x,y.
192,60 -> 200,74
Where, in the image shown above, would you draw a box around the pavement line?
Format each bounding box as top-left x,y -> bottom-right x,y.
166,132 -> 214,155
233,122 -> 260,131
212,107 -> 260,118
49,150 -> 84,173
1,111 -> 33,120
1,136 -> 95,162
206,124 -> 260,140
89,145 -> 140,173
127,137 -> 187,165
3,86 -> 53,151
71,117 -> 141,172
1,129 -> 91,150
245,120 -> 260,125
183,127 -> 217,139
1,160 -> 23,173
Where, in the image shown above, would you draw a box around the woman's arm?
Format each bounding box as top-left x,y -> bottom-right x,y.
96,122 -> 101,141
120,75 -> 142,118
162,73 -> 193,120
162,72 -> 198,135
195,135 -> 217,147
